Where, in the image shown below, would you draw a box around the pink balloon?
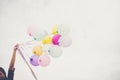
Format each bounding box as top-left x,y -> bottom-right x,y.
38,55 -> 50,67
30,54 -> 40,66
27,26 -> 36,36
59,36 -> 72,47
52,34 -> 61,45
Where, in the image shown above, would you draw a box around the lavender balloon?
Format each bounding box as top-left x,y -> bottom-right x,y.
30,54 -> 40,66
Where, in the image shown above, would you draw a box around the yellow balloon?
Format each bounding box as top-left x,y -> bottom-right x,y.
52,25 -> 58,34
42,36 -> 52,44
42,39 -> 46,44
33,45 -> 43,56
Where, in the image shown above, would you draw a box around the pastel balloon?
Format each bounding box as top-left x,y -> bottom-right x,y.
52,25 -> 58,34
49,45 -> 62,57
27,26 -> 36,36
30,55 -> 40,66
38,55 -> 50,67
33,29 -> 48,41
57,24 -> 70,36
42,36 -> 52,44
59,36 -> 72,47
52,34 -> 61,45
33,45 -> 43,56
42,44 -> 51,54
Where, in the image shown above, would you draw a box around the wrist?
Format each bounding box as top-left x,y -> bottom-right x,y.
14,49 -> 17,52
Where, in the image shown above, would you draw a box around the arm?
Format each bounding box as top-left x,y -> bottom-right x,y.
7,44 -> 19,80
9,44 -> 19,70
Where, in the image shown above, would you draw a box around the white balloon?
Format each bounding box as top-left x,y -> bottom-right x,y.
49,45 -> 62,58
33,29 -> 48,41
57,24 -> 70,36
59,36 -> 72,47
42,44 -> 51,54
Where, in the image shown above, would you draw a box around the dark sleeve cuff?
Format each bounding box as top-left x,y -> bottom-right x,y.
9,68 -> 15,73
7,68 -> 15,80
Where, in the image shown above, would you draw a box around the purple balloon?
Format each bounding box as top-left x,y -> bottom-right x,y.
52,34 -> 61,45
30,55 -> 40,66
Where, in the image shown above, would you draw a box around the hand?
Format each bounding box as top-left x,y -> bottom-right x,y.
14,44 -> 19,51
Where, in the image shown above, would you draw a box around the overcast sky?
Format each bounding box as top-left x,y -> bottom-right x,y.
0,0 -> 120,80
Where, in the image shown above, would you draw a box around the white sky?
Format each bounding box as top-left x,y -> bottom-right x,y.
0,0 -> 120,80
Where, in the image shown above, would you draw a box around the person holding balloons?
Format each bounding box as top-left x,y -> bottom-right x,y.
0,44 -> 19,80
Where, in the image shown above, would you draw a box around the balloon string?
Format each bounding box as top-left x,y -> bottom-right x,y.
20,45 -> 31,59
17,47 -> 38,80
21,40 -> 34,45
21,40 -> 41,46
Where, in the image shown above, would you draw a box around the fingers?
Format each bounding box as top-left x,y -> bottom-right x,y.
14,44 -> 20,50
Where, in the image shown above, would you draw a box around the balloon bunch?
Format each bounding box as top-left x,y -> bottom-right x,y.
27,24 -> 72,67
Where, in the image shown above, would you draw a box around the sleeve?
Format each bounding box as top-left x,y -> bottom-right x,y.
7,68 -> 15,80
